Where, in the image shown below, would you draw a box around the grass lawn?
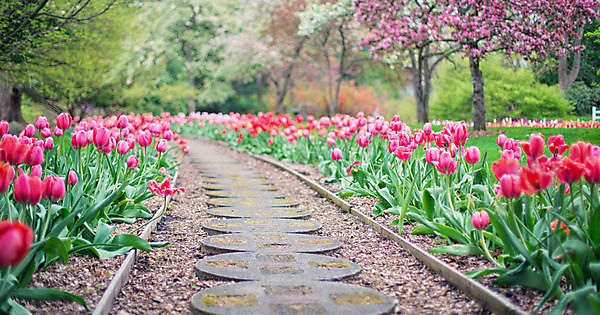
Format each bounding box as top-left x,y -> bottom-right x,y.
467,127 -> 600,162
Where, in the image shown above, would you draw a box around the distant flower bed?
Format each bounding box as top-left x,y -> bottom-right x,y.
429,118 -> 600,129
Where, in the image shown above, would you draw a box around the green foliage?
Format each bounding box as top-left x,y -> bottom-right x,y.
432,55 -> 571,120
566,81 -> 600,116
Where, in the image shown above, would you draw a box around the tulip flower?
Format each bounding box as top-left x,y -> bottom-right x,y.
570,141 -> 593,164
520,133 -> 545,159
584,157 -> 600,184
54,127 -> 63,137
519,165 -> 553,195
267,138 -> 274,146
71,130 -> 88,148
464,146 -> 481,164
472,210 -> 489,230
500,174 -> 521,199
423,123 -> 432,136
44,138 -> 54,150
13,168 -> 42,204
23,124 -> 35,137
68,170 -> 78,185
331,148 -> 342,161
0,120 -> 8,137
491,158 -> 520,181
548,135 -> 568,156
425,148 -> 440,165
0,161 -> 15,193
35,116 -> 49,130
496,134 -> 508,148
127,155 -> 139,170
116,115 -> 129,129
0,221 -> 33,267
24,146 -> 43,165
181,145 -> 190,154
40,128 -> 52,138
93,127 -> 110,149
41,175 -> 66,202
555,158 -> 585,183
156,139 -> 168,153
551,219 -> 570,236
148,123 -> 162,136
394,146 -> 413,161
116,140 -> 130,155
136,131 -> 152,147
148,177 -> 184,196
0,136 -> 30,165
162,130 -> 174,141
56,113 -> 72,130
30,165 -> 42,178
434,151 -> 458,175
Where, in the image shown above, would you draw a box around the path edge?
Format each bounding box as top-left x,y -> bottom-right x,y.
92,170 -> 180,315
208,139 -> 526,315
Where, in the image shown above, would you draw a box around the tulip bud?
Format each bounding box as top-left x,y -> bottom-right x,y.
23,124 -> 35,137
136,131 -> 152,147
30,165 -> 42,178
0,221 -> 33,267
56,113 -> 72,130
71,130 -> 88,149
0,121 -> 8,137
14,168 -> 42,204
0,162 -> 15,193
127,155 -> 139,170
68,170 -> 78,185
35,116 -> 49,130
44,138 -> 54,150
42,175 -> 66,202
54,127 -> 63,137
472,210 -> 490,230
331,148 -> 342,161
156,139 -> 168,153
116,115 -> 129,129
116,140 -> 130,155
464,146 -> 481,164
93,127 -> 110,149
500,174 -> 521,199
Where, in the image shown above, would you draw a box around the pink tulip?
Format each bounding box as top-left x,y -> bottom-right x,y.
500,174 -> 521,199
116,115 -> 129,129
35,116 -> 49,130
136,131 -> 152,147
54,127 -> 63,137
23,124 -> 35,137
71,130 -> 88,148
24,146 -> 43,165
0,162 -> 15,193
44,138 -> 54,150
13,168 -> 42,204
116,140 -> 130,155
435,151 -> 457,175
0,121 -> 8,137
30,165 -> 42,178
56,113 -> 72,130
464,146 -> 481,164
156,139 -> 168,153
331,148 -> 342,161
41,175 -> 65,202
472,210 -> 490,230
68,170 -> 78,185
93,127 -> 110,148
127,155 -> 139,170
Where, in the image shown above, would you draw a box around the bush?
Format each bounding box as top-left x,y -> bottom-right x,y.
431,55 -> 571,120
566,81 -> 600,116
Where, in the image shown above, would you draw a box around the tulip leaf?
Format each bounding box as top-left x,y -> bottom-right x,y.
10,288 -> 88,311
42,237 -> 69,264
430,244 -> 480,256
112,234 -> 152,252
422,189 -> 435,219
411,224 -> 434,235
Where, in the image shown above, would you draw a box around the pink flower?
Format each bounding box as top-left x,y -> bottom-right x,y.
0,162 -> 15,194
13,168 -> 42,204
0,121 -> 8,137
136,131 -> 152,147
23,124 -> 35,137
472,210 -> 489,230
148,177 -> 184,196
126,155 -> 139,170
71,130 -> 88,148
35,116 -> 49,130
331,148 -> 342,161
116,140 -> 130,155
24,146 -> 43,165
68,170 -> 78,185
156,139 -> 168,153
0,221 -> 33,267
41,175 -> 65,202
500,174 -> 521,199
93,127 -> 110,149
56,113 -> 72,130
434,151 -> 457,175
116,115 -> 129,129
44,138 -> 54,150
464,146 -> 480,164
394,146 -> 413,161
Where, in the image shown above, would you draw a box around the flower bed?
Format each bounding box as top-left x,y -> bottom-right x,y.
183,112 -> 600,314
0,113 -> 186,313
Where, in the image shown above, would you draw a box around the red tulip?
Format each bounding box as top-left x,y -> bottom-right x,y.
570,141 -> 593,164
41,175 -> 65,202
93,127 -> 110,148
500,174 -> 521,199
472,210 -> 489,230
331,148 -> 342,161
71,130 -> 88,148
0,136 -> 30,165
554,158 -> 585,183
181,145 -> 190,154
30,165 -> 42,178
519,165 -> 553,194
464,146 -> 481,164
13,168 -> 42,204
551,219 -> 570,235
156,139 -> 168,153
0,221 -> 33,267
56,113 -> 72,130
68,170 -> 78,185
520,133 -> 545,159
584,157 -> 600,184
148,177 -> 184,196
126,155 -> 139,170
491,158 -> 520,181
548,135 -> 568,156
0,161 -> 15,193
24,146 -> 43,165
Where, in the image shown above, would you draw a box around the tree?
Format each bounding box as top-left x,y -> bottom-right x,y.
354,0 -> 598,129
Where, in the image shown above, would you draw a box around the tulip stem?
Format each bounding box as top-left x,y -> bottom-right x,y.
480,231 -> 500,267
5,192 -> 12,221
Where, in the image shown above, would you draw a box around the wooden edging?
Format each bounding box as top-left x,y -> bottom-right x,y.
92,170 -> 179,315
218,144 -> 526,315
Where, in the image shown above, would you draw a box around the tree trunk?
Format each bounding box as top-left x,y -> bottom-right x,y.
331,23 -> 346,117
0,74 -> 25,123
273,37 -> 306,114
469,55 -> 486,130
182,39 -> 196,114
558,27 -> 583,93
410,50 -> 430,123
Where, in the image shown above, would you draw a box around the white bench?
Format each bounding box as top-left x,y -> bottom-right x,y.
594,106 -> 599,122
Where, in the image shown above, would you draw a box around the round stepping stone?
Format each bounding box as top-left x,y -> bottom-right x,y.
205,178 -> 272,184
202,218 -> 321,234
207,199 -> 299,208
196,252 -> 360,281
201,232 -> 340,253
202,183 -> 278,191
206,191 -> 287,199
190,280 -> 394,315
207,207 -> 311,219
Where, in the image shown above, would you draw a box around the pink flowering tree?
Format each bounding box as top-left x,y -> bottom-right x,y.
355,0 -> 598,129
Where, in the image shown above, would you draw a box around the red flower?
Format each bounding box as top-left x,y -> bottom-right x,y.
464,146 -> 481,164
548,135 -> 568,156
0,221 -> 33,267
434,151 -> 457,175
491,158 -> 520,181
554,158 -> 585,183
551,219 -> 570,236
41,175 -> 66,202
0,161 -> 15,193
519,165 -> 553,195
584,157 -> 600,184
148,177 -> 184,197
0,136 -> 30,165
500,174 -> 521,199
569,141 -> 592,164
520,133 -> 545,159
13,168 -> 42,204
56,113 -> 72,130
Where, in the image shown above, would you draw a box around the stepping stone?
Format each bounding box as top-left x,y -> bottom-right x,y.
201,232 -> 340,253
207,199 -> 300,208
207,207 -> 311,219
190,280 -> 394,315
202,183 -> 278,191
206,191 -> 287,199
195,252 -> 360,281
204,178 -> 272,184
203,218 -> 321,234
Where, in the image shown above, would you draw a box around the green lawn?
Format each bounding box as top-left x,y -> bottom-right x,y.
467,127 -> 600,162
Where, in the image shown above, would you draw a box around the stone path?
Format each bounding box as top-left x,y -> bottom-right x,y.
189,150 -> 395,314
